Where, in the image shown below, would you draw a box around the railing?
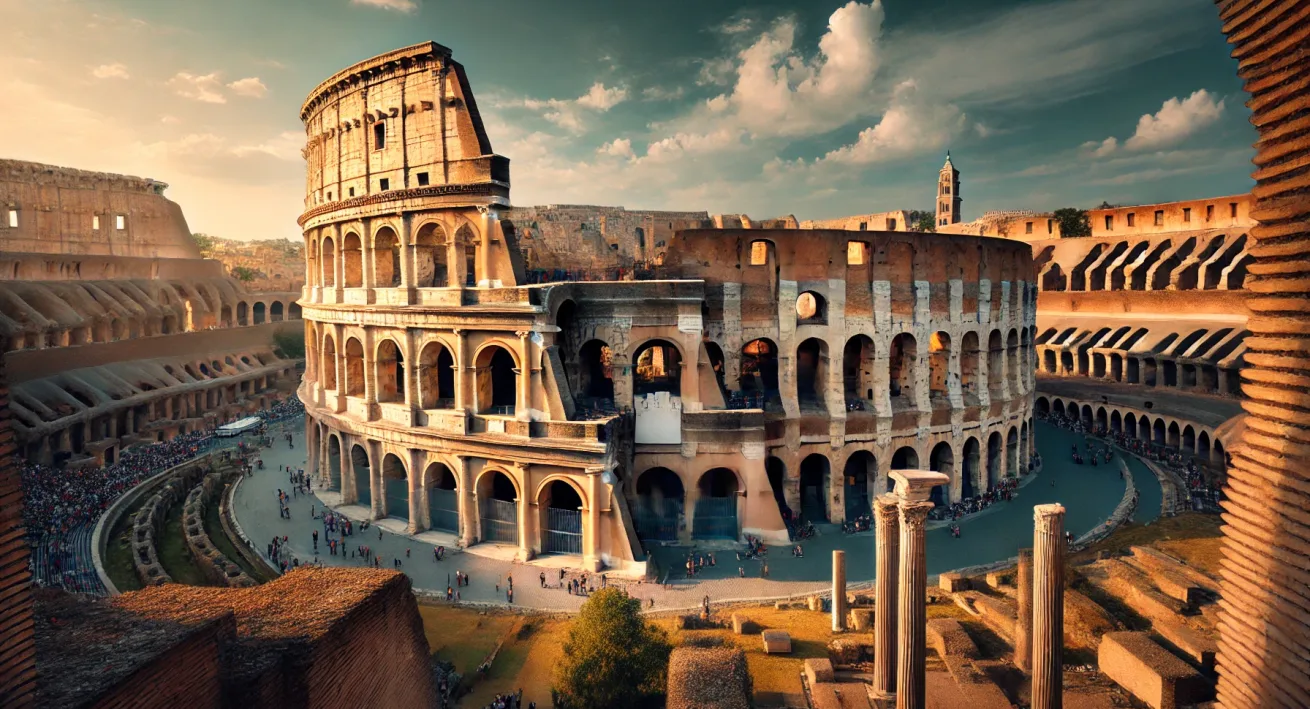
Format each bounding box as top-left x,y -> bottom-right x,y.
692,497 -> 737,540
480,498 -> 518,544
634,500 -> 681,542
428,488 -> 459,533
543,507 -> 582,555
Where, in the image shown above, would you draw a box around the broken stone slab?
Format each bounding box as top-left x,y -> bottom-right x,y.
1098,632 -> 1214,709
1129,546 -> 1219,593
730,613 -> 758,635
848,608 -> 873,632
761,630 -> 791,654
804,658 -> 835,685
927,618 -> 980,660
939,572 -> 969,592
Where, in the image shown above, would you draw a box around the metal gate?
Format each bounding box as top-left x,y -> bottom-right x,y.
693,497 -> 737,540
543,507 -> 582,554
384,478 -> 409,520
329,458 -> 341,491
428,487 -> 459,533
355,467 -> 371,508
634,499 -> 682,542
480,498 -> 518,544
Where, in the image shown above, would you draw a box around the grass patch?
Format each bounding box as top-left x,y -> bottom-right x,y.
1074,513 -> 1224,577
104,506 -> 143,593
419,604 -> 518,676
202,486 -> 274,583
157,498 -> 215,586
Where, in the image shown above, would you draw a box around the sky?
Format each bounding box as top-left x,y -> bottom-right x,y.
0,0 -> 1257,242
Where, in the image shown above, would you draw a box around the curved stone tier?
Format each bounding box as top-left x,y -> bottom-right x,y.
130,462 -> 210,587
182,469 -> 255,588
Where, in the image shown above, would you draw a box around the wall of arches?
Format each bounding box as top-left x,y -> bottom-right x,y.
1035,395 -> 1227,467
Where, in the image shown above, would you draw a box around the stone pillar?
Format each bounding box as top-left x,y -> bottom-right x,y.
873,494 -> 899,696
457,457 -> 475,546
453,329 -> 467,412
514,465 -> 533,561
891,470 -> 948,709
1031,504 -> 1065,709
1016,547 -> 1033,672
832,549 -> 848,632
516,330 -> 531,421
407,448 -> 423,534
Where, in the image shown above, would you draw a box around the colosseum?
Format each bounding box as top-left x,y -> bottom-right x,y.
298,42 -> 1037,572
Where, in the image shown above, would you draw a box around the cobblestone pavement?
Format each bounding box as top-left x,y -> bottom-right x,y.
232,419 -> 1160,613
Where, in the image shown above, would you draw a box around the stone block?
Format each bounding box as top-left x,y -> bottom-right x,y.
1098,632 -> 1213,709
939,572 -> 969,592
969,593 -> 1017,644
828,637 -> 868,665
804,658 -> 835,685
807,595 -> 825,612
985,570 -> 1011,589
1129,546 -> 1219,592
1064,589 -> 1121,650
730,613 -> 757,635
1150,617 -> 1217,671
927,618 -> 980,659
848,608 -> 874,632
761,630 -> 791,654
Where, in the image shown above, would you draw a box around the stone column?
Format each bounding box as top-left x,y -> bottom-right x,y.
892,470 -> 948,709
1032,504 -> 1065,709
453,329 -> 467,412
873,494 -> 899,696
457,457 -> 475,546
832,550 -> 848,632
1016,547 -> 1033,672
516,330 -> 531,421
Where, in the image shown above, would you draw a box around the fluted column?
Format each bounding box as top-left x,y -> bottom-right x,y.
1032,504 -> 1065,709
892,470 -> 948,709
832,550 -> 848,632
1016,547 -> 1033,672
873,493 -> 899,696
516,330 -> 531,421
457,456 -> 475,546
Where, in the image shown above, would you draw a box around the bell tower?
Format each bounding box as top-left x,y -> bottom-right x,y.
936,152 -> 961,226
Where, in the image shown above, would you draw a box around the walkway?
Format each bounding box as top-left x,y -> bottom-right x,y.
231,419 -> 1161,612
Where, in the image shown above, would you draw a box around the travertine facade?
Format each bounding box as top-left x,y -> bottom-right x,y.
300,43 -> 1037,572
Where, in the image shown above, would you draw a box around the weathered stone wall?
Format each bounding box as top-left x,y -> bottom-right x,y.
0,160 -> 199,260
204,238 -> 306,293
0,347 -> 36,707
182,470 -> 255,588
511,204 -> 710,270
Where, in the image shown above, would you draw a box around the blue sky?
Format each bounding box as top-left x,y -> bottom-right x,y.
0,0 -> 1256,241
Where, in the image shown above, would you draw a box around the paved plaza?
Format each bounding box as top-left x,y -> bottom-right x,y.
232,419 -> 1162,613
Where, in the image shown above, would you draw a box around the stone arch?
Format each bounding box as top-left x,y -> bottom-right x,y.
344,337 -> 365,396
1111,410 -> 1123,435
418,341 -> 455,409
1036,396 -> 1050,415
988,330 -> 1005,397
253,301 -> 266,325
237,301 -> 248,326
1096,406 -> 1108,433
414,221 -> 449,288
799,453 -> 831,523
1125,412 -> 1137,438
1197,430 -> 1211,461
693,467 -> 741,540
891,446 -> 920,496
474,344 -> 518,415
374,225 -> 401,287
890,332 -> 918,408
986,431 -> 1002,489
322,332 -> 338,390
270,301 -> 284,322
843,335 -> 876,405
634,467 -> 685,542
342,231 -> 363,287
578,339 -> 615,403
1183,425 -> 1196,452
424,461 -> 459,533
1053,398 -> 1066,417
350,443 -> 371,508
962,437 -> 981,499
1006,426 -> 1019,477
456,223 -> 478,286
796,337 -> 828,408
381,452 -> 408,521
1168,420 -> 1181,448
930,441 -> 954,506
960,331 -> 980,400
929,331 -> 952,403
1154,418 -> 1166,445
476,467 -> 520,545
1081,404 -> 1093,429
843,450 -> 877,520
796,291 -> 826,323
741,338 -> 780,398
632,338 -> 682,397
375,338 -> 405,403
321,235 -> 337,287
538,477 -> 587,555
326,432 -> 342,491
289,302 -> 302,319
1006,329 -> 1020,391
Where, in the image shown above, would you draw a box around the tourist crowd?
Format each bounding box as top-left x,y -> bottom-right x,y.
929,477 -> 1021,522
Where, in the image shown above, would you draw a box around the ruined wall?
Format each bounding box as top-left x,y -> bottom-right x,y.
0,348 -> 36,708
800,210 -> 911,232
0,160 -> 199,260
204,238 -> 305,293
511,204 -> 711,271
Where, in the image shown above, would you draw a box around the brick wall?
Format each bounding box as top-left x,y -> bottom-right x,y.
0,342 -> 36,707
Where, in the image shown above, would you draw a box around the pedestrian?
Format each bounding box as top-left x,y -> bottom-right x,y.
540,571 -> 546,588
507,587 -> 513,604
739,567 -> 745,578
406,548 -> 411,558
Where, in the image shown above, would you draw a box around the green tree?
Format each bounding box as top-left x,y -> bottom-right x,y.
553,588 -> 672,709
910,210 -> 937,233
231,266 -> 258,282
191,232 -> 217,257
272,330 -> 305,359
1053,207 -> 1092,238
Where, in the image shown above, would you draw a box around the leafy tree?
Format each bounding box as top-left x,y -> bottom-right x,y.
553,588 -> 672,709
231,266 -> 258,282
910,210 -> 937,233
272,330 -> 305,359
190,232 -> 218,257
1053,208 -> 1092,238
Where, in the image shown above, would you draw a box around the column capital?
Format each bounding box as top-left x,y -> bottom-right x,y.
874,493 -> 900,522
890,470 -> 949,503
1034,503 -> 1066,532
896,500 -> 935,531
515,330 -> 529,339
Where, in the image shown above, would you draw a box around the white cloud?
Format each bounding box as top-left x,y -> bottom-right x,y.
168,71 -> 226,104
91,63 -> 129,80
227,77 -> 268,99
818,80 -> 965,165
1124,90 -> 1225,150
718,16 -> 754,34
576,82 -> 628,111
645,129 -> 747,162
1081,137 -> 1119,157
351,0 -> 418,12
598,138 -> 636,160
695,57 -> 736,87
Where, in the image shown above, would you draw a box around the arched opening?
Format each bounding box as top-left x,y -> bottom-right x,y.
766,457 -> 790,521
796,338 -> 827,409
960,332 -> 980,402
1111,354 -> 1123,381
327,434 -> 342,491
1036,396 -> 1050,415
1198,431 -> 1211,462
1183,425 -> 1196,453
1081,404 -> 1093,430
796,291 -> 826,323
376,339 -> 404,403
1053,399 -> 1066,417
351,444 -> 371,508
635,467 -> 684,542
478,470 -> 519,544
425,463 -> 459,533
578,339 -> 615,405
343,232 -> 363,287
989,331 -> 1005,396
1168,421 -> 1181,448
253,302 -> 266,325
844,451 -> 877,521
237,302 -> 248,326
741,339 -> 780,403
381,453 -> 408,521
321,236 -> 336,287
843,335 -> 876,409
694,468 -> 739,539
289,303 -> 302,319
930,442 -> 954,506
418,342 -> 455,409
344,338 -> 365,396
1043,349 -> 1057,373
634,340 -> 682,397
1126,413 -> 1138,438
890,333 -> 918,409
1111,410 -> 1123,435
1140,416 -> 1152,441
962,437 -> 981,499
414,222 -> 448,287
475,345 -> 517,415
322,334 -> 338,390
799,454 -> 831,523
221,305 -> 233,327
929,331 -> 951,404
1020,422 -> 1030,474
456,224 -> 477,286
1096,407 -> 1108,433
541,480 -> 584,555
270,301 -> 284,322
1006,427 -> 1019,478
1006,330 -> 1020,392
987,431 -> 1002,490
374,226 -> 401,287
1212,440 -> 1225,468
